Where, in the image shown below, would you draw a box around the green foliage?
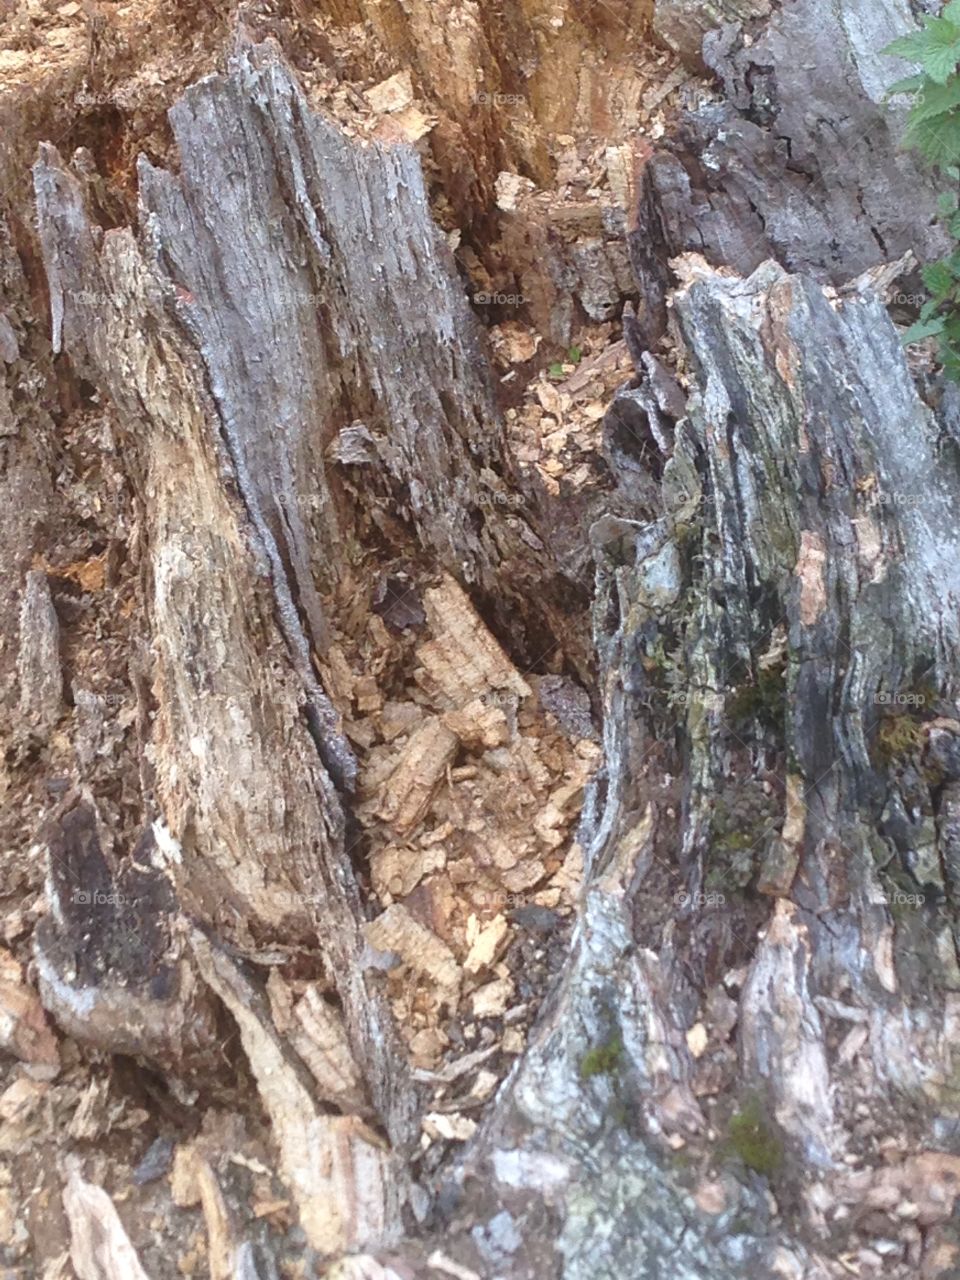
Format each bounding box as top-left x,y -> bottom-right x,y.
885,7 -> 960,376
548,347 -> 583,378
886,16 -> 960,85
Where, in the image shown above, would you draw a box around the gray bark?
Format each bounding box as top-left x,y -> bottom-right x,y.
633,0 -> 946,345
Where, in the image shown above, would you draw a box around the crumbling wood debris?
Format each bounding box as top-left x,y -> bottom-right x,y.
362,904 -> 461,1012
265,971 -> 369,1119
169,1144 -> 234,1280
191,930 -> 404,1257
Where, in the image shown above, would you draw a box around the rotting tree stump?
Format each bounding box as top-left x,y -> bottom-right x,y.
3,2 -> 960,1278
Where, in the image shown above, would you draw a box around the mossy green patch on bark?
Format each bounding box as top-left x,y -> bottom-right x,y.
579,1035 -> 625,1080
726,657 -> 787,738
707,786 -> 779,891
725,1093 -> 785,1178
874,715 -> 926,766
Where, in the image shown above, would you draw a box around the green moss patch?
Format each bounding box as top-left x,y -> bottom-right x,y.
874,715 -> 926,766
579,1035 -> 624,1080
726,1093 -> 785,1178
726,658 -> 787,737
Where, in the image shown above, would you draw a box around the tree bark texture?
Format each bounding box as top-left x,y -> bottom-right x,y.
4,2 -> 960,1279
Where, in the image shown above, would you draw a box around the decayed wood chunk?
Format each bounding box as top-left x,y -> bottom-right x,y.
16,569 -> 62,735
33,82 -> 430,1154
634,0 -> 945,346
34,804 -> 217,1073
417,576 -> 531,706
169,1144 -> 233,1280
63,1161 -> 150,1280
422,1112 -> 477,1143
324,1258 -> 410,1280
375,718 -> 459,836
369,844 -> 446,902
739,904 -> 835,1166
653,0 -> 771,63
364,70 -> 415,115
442,699 -> 510,751
266,973 -> 368,1116
463,917 -> 510,976
191,932 -> 402,1256
757,773 -> 805,897
0,949 -> 59,1074
469,977 -> 514,1019
0,1076 -> 48,1126
379,701 -> 426,743
362,905 -> 460,1009
532,780 -> 586,850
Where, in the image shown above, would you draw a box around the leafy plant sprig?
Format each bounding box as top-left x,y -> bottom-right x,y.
884,1 -> 960,377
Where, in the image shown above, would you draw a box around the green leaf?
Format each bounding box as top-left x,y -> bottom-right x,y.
886,73 -> 926,97
904,111 -> 960,164
568,345 -> 582,364
548,362 -> 564,378
903,316 -> 946,343
938,191 -> 959,214
884,19 -> 960,84
923,259 -> 957,297
920,299 -> 940,322
909,74 -> 960,122
946,1 -> 960,25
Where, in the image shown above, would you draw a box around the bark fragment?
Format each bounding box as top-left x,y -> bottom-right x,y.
634,0 -> 945,343
0,948 -> 60,1074
191,931 -> 404,1257
34,800 -> 218,1073
17,570 -> 62,737
63,1161 -> 151,1280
